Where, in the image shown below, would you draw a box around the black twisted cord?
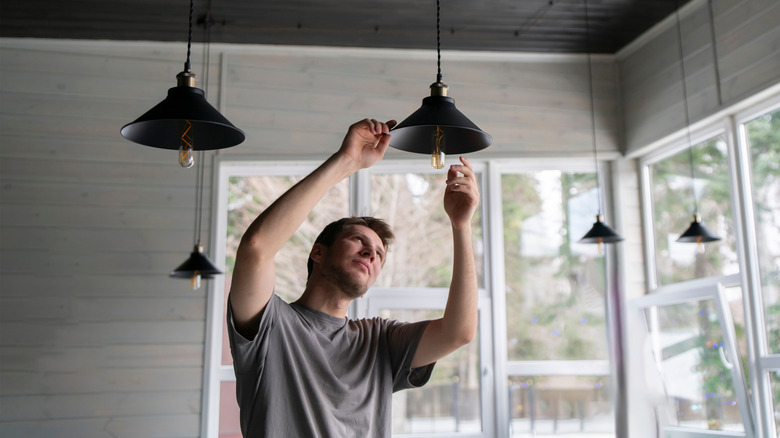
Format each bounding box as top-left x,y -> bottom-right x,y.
185,0 -> 194,71
436,0 -> 442,82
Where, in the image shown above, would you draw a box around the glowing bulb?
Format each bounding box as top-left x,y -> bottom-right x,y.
431,125 -> 445,169
696,236 -> 704,254
190,271 -> 201,290
597,238 -> 603,254
178,120 -> 194,168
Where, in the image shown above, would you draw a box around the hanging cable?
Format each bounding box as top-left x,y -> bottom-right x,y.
674,1 -> 698,215
584,0 -> 602,215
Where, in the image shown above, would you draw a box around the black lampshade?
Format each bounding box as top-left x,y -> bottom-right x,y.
389,82 -> 492,154
677,214 -> 721,243
170,244 -> 223,278
121,72 -> 245,150
579,215 -> 624,244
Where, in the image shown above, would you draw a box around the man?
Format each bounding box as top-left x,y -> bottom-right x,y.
227,118 -> 480,437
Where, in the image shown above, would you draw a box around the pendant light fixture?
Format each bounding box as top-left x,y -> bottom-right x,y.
388,0 -> 492,169
170,9 -> 223,290
672,1 -> 721,251
578,0 -> 623,253
120,0 -> 244,168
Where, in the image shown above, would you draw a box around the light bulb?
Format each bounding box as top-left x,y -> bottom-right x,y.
190,271 -> 201,290
696,236 -> 704,254
178,120 -> 194,168
431,125 -> 445,169
597,238 -> 603,255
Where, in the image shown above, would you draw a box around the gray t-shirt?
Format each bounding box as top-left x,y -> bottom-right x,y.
227,294 -> 435,438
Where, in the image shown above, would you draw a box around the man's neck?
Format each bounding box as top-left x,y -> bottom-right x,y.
296,285 -> 353,318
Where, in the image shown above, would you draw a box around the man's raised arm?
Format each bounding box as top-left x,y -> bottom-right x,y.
412,156 -> 480,368
229,119 -> 395,339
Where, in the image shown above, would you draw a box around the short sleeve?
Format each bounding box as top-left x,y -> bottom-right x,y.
226,294 -> 280,375
385,319 -> 436,392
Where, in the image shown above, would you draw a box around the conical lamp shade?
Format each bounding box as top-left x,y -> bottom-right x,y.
579,215 -> 624,244
121,73 -> 245,150
677,214 -> 721,242
390,82 -> 492,154
170,245 -> 223,278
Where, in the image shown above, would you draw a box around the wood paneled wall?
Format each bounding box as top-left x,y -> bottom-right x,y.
619,0 -> 780,155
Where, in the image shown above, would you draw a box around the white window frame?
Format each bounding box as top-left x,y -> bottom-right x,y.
202,156 -> 621,438
636,92 -> 780,438
638,119 -> 732,292
629,274 -> 754,438
490,158 -> 619,438
732,95 -> 780,438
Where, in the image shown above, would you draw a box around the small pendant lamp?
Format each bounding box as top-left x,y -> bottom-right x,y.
120,0 -> 244,168
389,0 -> 492,169
671,1 -> 721,250
578,0 -> 623,253
170,243 -> 223,290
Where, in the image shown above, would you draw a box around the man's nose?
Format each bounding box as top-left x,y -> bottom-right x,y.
361,246 -> 375,260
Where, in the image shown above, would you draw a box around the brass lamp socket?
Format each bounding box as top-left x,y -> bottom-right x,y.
177,70 -> 197,87
429,81 -> 449,97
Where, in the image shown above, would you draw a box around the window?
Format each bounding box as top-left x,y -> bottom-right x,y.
499,165 -> 614,437
630,277 -> 753,436
742,107 -> 780,355
501,170 -> 608,362
646,133 -> 737,286
205,158 -> 617,438
638,95 -> 780,438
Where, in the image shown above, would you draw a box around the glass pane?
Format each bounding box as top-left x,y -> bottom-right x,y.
370,172 -> 484,288
502,171 -> 608,361
649,134 -> 738,284
381,309 -> 482,434
645,299 -> 745,432
771,371 -> 780,436
508,375 -> 613,437
724,286 -> 750,396
744,108 -> 780,354
219,380 -> 241,438
226,175 -> 348,302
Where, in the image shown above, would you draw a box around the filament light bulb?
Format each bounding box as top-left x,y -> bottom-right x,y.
190,271 -> 201,290
597,238 -> 603,255
431,125 -> 445,169
696,236 -> 704,254
178,120 -> 194,168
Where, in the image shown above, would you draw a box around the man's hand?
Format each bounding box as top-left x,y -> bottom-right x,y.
337,118 -> 396,171
444,156 -> 480,229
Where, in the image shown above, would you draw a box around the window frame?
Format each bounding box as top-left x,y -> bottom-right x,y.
629,274 -> 754,438
732,95 -> 780,438
203,156 -> 621,438
636,93 -> 780,438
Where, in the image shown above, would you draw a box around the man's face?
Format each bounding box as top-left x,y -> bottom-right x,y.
316,224 -> 386,299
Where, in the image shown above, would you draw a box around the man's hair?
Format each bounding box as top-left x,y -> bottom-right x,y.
307,217 -> 394,278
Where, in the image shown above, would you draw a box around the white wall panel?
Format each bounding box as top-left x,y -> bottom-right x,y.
619,0 -> 780,155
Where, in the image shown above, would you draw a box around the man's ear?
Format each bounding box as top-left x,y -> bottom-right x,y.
310,243 -> 325,265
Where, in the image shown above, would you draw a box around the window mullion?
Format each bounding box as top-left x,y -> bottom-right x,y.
731,112 -> 776,438
485,160 -> 510,438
